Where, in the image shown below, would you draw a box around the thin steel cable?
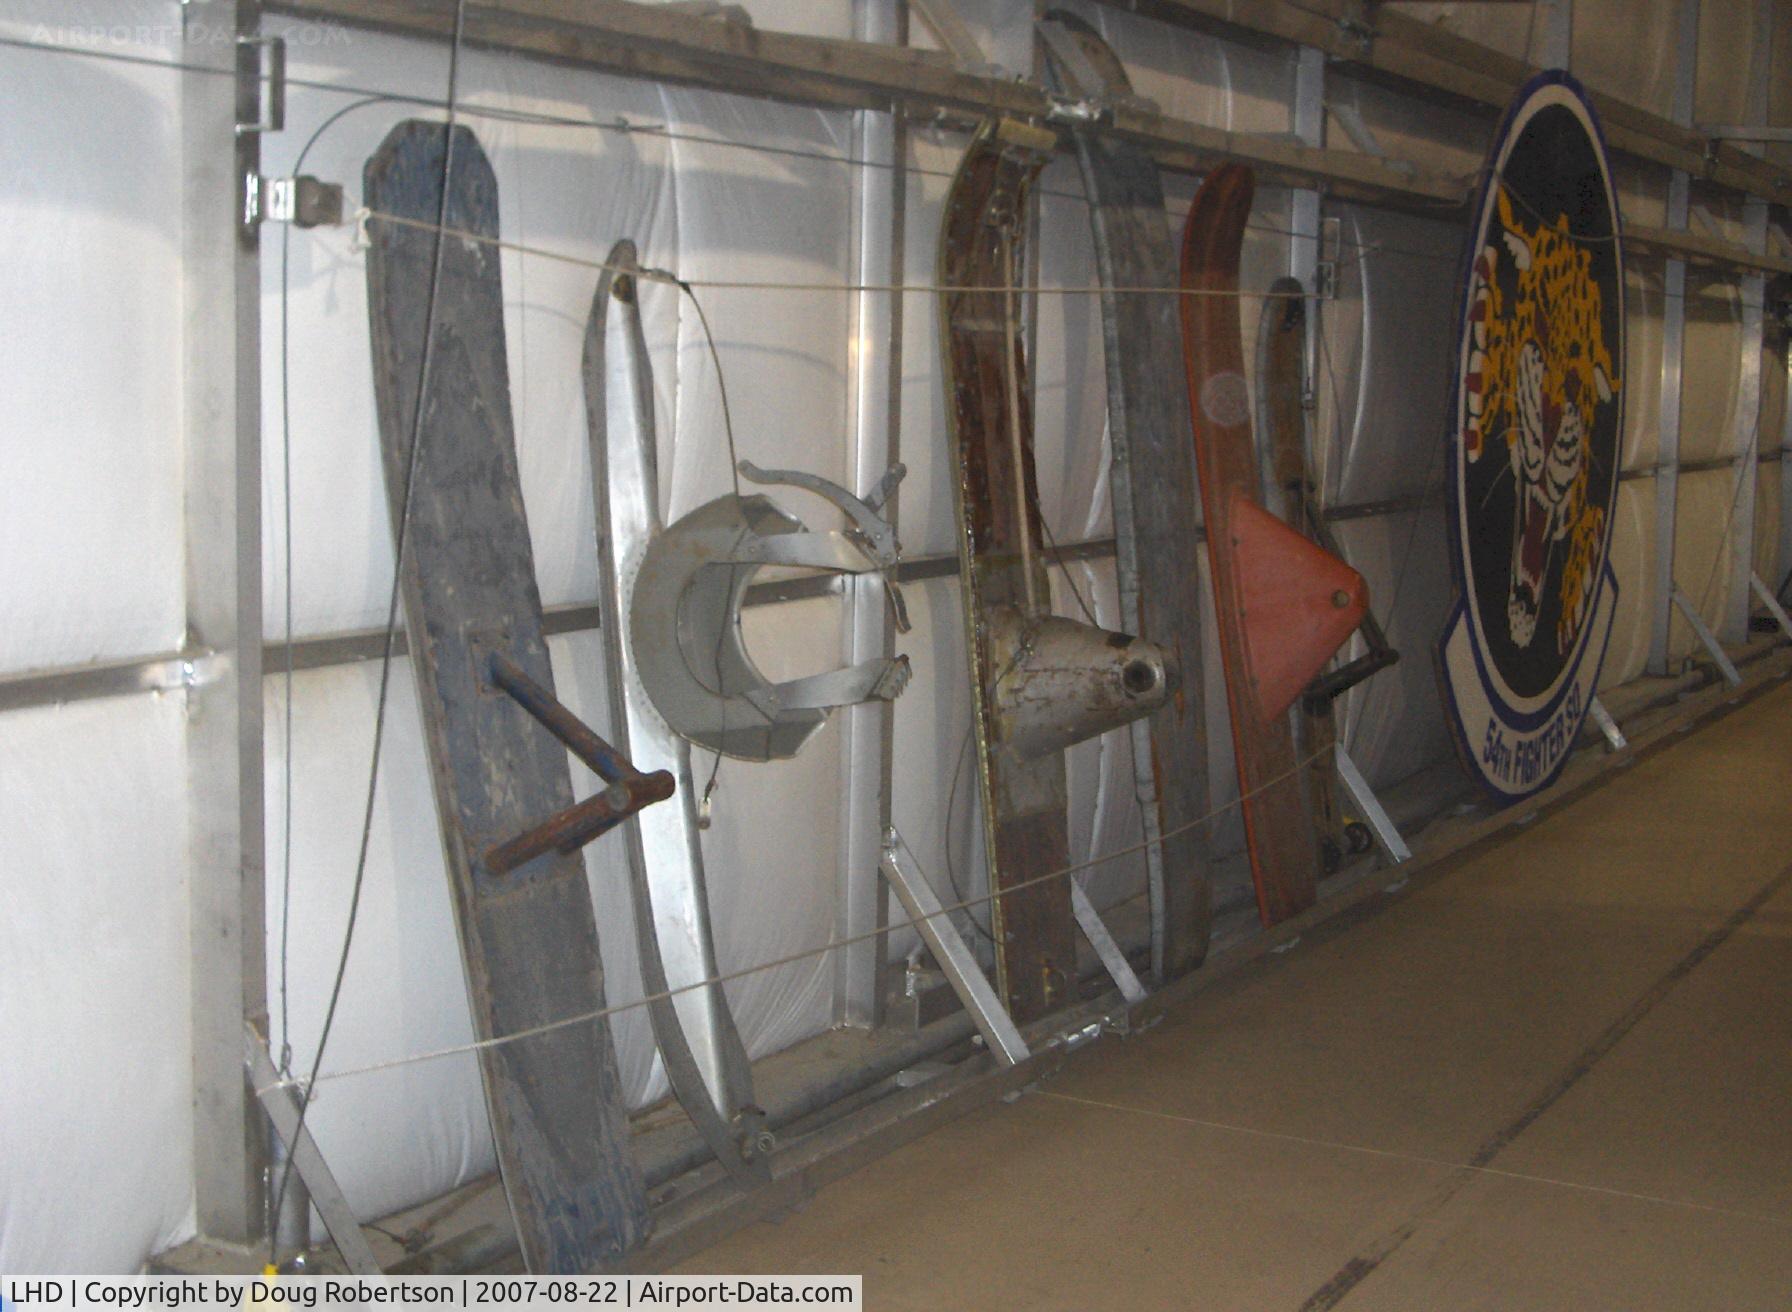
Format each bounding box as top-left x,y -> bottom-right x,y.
0,29 -> 1474,271
267,1 -> 470,1268
361,209 -> 1313,299
276,93 -> 399,1082
255,732 -> 1335,1099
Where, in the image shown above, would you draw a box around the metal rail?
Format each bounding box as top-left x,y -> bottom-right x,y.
262,0 -> 1790,278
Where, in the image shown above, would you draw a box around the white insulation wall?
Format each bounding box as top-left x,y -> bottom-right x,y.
0,0 -> 1787,1273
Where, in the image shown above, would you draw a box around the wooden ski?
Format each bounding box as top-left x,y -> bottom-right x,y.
1178,165 -> 1369,926
1256,276 -> 1394,872
364,121 -> 657,1270
1039,11 -> 1212,979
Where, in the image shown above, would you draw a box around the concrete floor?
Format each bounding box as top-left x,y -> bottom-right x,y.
678,683 -> 1792,1309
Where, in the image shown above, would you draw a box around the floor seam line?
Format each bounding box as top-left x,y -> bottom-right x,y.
1036,1090 -> 1792,1230
1290,853 -> 1792,1312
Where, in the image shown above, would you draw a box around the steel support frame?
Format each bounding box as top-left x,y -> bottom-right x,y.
834,0 -> 908,1029
1781,328 -> 1792,592
1530,0 -> 1572,69
183,0 -> 270,1250
1720,0 -> 1774,645
1647,0 -> 1697,676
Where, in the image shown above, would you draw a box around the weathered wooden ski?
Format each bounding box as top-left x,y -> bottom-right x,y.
1178,165 -> 1368,926
1256,276 -> 1394,872
940,118 -> 1176,1023
582,241 -> 769,1182
364,120 -> 656,1270
1040,11 -> 1212,980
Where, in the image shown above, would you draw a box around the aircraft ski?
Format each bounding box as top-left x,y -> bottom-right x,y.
1256,276 -> 1397,872
1039,10 -> 1213,980
940,117 -> 1176,1024
364,120 -> 661,1270
583,242 -> 770,1183
1177,165 -> 1369,926
583,242 -> 913,1176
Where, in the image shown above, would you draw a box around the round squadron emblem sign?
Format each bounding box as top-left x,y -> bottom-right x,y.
1437,72 -> 1624,801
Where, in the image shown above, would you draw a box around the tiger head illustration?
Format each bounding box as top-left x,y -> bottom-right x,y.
1463,186 -> 1617,655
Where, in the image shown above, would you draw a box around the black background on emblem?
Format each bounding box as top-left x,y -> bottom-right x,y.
1463,101 -> 1621,700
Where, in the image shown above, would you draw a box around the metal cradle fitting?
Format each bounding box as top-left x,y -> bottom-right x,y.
630,460 -> 912,761
986,609 -> 1175,759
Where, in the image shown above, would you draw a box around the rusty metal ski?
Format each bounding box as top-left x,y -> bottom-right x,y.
940,117 -> 1178,1022
940,118 -> 1075,1024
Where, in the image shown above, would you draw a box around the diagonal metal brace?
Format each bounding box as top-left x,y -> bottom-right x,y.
245,1024 -> 382,1274
483,653 -> 675,874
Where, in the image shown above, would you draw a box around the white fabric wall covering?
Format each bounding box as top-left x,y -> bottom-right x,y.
0,14 -> 185,674
263,662 -> 491,1232
1317,205 -> 1463,789
0,694 -> 194,1272
0,1 -> 197,1276
1758,342 -> 1787,586
1600,482 -> 1658,689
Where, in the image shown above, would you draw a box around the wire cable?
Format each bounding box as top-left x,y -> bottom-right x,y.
266,1 -> 470,1269
255,732 -> 1337,1100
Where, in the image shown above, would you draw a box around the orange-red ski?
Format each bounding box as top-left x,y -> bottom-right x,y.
1178,164 -> 1368,925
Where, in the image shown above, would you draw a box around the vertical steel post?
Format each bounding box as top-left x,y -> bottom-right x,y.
835,0 -> 907,1029
1532,0 -> 1572,68
1648,0 -> 1698,674
1780,319 -> 1792,593
183,0 -> 269,1248
1721,0 -> 1773,644
1289,43 -> 1324,433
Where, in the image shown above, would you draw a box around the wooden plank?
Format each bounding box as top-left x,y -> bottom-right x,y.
1258,275 -> 1351,874
1041,12 -> 1211,981
1179,163 -> 1321,926
939,118 -> 1078,1025
363,120 -> 649,1271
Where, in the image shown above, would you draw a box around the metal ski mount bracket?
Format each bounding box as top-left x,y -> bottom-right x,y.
985,608 -> 1175,760
630,460 -> 913,761
1036,14 -> 1162,126
1291,486 -> 1400,714
480,650 -> 676,874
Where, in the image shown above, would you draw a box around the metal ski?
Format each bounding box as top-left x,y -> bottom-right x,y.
1177,164 -> 1369,926
364,121 -> 658,1270
940,117 -> 1176,1024
583,241 -> 770,1181
1256,276 -> 1397,872
1039,11 -> 1213,981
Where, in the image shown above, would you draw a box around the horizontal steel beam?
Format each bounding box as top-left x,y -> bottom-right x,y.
1108,0 -> 1792,208
1702,125 -> 1792,143
271,0 -> 1457,207
268,1 -> 1789,280
8,437 -> 1782,716
1628,223 -> 1792,279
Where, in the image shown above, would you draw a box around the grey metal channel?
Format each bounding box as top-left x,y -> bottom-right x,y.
1648,0 -> 1698,676
1040,10 -> 1212,983
833,0 -> 907,1030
